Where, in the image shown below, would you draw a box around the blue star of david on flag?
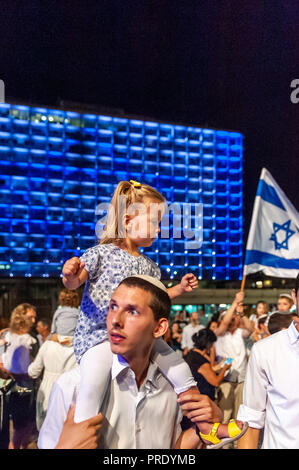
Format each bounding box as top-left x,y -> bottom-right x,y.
270,220 -> 295,250
244,168 -> 299,278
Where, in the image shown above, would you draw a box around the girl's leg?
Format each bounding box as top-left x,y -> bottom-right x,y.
151,337 -> 197,393
74,341 -> 113,423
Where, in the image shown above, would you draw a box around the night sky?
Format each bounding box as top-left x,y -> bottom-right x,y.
1,0 -> 298,247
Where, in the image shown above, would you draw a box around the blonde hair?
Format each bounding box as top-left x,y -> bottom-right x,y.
10,304 -> 33,333
100,181 -> 165,245
58,289 -> 80,308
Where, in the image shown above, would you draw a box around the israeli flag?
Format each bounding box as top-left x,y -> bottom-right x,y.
244,168 -> 299,278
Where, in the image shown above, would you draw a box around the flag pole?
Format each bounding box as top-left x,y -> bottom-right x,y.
240,273 -> 246,292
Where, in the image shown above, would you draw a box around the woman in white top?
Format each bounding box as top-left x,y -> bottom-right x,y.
28,302 -> 78,430
0,306 -> 37,449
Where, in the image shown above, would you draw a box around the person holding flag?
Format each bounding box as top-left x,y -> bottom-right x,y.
242,167 -> 299,283
237,169 -> 299,448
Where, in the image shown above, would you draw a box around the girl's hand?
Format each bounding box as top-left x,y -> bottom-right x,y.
62,257 -> 88,289
62,257 -> 85,280
179,273 -> 198,293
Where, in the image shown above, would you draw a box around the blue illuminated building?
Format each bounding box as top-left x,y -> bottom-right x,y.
0,103 -> 243,280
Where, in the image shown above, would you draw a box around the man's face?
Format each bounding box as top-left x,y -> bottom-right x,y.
277,297 -> 293,312
36,321 -> 48,336
106,284 -> 167,361
26,308 -> 36,326
228,314 -> 240,332
190,312 -> 199,324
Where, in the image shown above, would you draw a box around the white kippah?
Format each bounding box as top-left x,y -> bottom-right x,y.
279,293 -> 293,301
130,274 -> 167,293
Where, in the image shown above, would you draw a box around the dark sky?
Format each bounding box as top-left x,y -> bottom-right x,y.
1,0 -> 298,247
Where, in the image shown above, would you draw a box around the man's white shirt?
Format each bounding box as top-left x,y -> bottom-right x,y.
38,354 -> 183,449
237,321 -> 299,449
181,323 -> 204,350
215,328 -> 248,383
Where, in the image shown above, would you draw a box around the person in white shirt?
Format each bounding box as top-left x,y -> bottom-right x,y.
1,305 -> 37,449
215,294 -> 254,425
237,275 -> 299,449
38,275 -> 245,450
28,314 -> 77,431
181,312 -> 204,356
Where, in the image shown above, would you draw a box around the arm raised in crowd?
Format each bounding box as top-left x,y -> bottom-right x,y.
213,291 -> 244,336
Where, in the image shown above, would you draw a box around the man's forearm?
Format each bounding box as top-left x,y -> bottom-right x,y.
215,300 -> 238,335
237,426 -> 260,449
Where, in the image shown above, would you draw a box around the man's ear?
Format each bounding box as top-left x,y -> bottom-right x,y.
153,318 -> 169,339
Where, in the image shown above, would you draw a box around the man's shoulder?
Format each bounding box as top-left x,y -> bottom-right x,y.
252,329 -> 287,355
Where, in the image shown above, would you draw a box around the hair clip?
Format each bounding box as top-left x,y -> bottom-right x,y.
129,179 -> 142,188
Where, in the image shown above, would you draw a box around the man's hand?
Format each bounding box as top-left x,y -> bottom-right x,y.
179,273 -> 198,294
62,257 -> 86,289
177,389 -> 223,424
55,405 -> 103,449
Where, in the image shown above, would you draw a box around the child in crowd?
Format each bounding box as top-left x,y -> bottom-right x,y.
249,301 -> 269,329
277,293 -> 294,312
62,180 -> 246,448
50,288 -> 80,337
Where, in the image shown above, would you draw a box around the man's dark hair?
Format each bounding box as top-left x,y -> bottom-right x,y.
37,317 -> 51,330
119,277 -> 171,321
192,328 -> 217,350
268,313 -> 294,335
295,273 -> 299,296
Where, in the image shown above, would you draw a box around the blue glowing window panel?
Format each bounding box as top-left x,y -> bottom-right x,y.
0,103 -> 243,279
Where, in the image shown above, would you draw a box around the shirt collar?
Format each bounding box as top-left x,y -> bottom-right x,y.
111,354 -> 160,389
287,321 -> 299,345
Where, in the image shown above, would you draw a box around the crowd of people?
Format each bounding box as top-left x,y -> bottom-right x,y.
0,282 -> 297,450
0,289 -> 80,448
0,180 -> 298,450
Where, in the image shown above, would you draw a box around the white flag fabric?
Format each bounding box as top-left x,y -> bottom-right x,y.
244,168 -> 299,278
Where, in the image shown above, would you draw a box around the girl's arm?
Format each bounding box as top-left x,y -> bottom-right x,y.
167,274 -> 198,299
62,257 -> 88,290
